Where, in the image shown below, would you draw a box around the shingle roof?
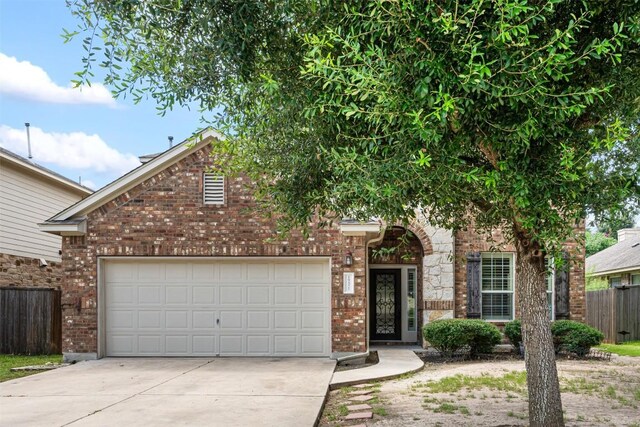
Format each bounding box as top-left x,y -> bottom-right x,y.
586,236 -> 640,275
0,147 -> 93,194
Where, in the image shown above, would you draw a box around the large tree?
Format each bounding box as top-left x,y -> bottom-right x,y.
66,1 -> 640,425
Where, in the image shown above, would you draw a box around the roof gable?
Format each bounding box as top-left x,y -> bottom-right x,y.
45,128 -> 223,223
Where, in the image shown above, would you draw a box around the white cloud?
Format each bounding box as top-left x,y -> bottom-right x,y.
0,124 -> 139,175
0,53 -> 117,107
80,179 -> 97,190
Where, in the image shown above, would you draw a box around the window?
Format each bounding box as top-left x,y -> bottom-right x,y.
609,276 -> 621,287
545,258 -> 555,320
631,274 -> 640,286
481,253 -> 514,321
407,267 -> 417,332
203,174 -> 224,204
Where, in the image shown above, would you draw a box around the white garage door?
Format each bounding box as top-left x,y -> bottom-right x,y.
103,258 -> 331,357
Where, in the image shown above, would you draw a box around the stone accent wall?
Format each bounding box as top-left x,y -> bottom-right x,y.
61,145 -> 367,356
454,223 -> 586,323
413,213 -> 455,325
0,252 -> 62,288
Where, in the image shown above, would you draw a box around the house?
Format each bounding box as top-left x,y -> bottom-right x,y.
586,228 -> 640,287
0,147 -> 92,288
40,130 -> 585,361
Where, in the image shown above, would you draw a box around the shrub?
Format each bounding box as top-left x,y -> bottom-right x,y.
551,320 -> 604,357
423,319 -> 502,358
504,320 -> 522,350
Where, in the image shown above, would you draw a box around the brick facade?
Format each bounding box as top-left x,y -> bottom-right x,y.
0,252 -> 63,288
61,145 -> 367,355
454,223 -> 586,323
56,141 -> 586,358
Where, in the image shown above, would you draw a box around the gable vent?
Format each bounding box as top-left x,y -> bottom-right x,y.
203,174 -> 225,204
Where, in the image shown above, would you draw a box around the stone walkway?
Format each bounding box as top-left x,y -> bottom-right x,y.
330,346 -> 424,389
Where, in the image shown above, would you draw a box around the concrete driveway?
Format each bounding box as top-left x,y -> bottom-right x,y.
0,358 -> 336,427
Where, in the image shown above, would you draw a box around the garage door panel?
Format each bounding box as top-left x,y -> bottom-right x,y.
138,264 -> 164,281
165,286 -> 189,304
192,335 -> 216,354
165,335 -> 189,354
246,335 -> 270,354
274,287 -> 297,305
192,263 -> 216,282
247,311 -> 270,329
220,311 -> 243,329
301,335 -> 326,355
138,311 -> 162,329
105,259 -> 330,357
274,311 -> 297,329
219,335 -> 243,355
193,311 -> 216,329
108,310 -> 134,329
138,286 -> 161,304
108,285 -> 135,305
192,286 -> 215,304
247,263 -> 270,281
247,286 -> 270,305
219,286 -> 243,304
274,335 -> 297,354
301,311 -> 325,329
165,311 -> 189,329
301,286 -> 325,305
138,335 -> 162,354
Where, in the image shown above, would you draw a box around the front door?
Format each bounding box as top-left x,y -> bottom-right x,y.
369,269 -> 401,341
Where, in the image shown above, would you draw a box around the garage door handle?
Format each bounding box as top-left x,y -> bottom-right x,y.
216,318 -> 220,326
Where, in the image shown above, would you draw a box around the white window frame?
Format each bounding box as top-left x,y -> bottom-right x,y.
609,276 -> 622,288
203,174 -> 225,205
630,273 -> 640,286
480,253 -> 515,322
545,258 -> 555,321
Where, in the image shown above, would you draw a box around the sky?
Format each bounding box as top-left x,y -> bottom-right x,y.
0,0 -> 204,190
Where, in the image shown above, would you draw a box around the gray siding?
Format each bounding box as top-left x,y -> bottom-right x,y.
0,161 -> 83,261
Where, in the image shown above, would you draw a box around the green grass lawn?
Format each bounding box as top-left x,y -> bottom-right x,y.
596,341 -> 640,357
0,354 -> 63,382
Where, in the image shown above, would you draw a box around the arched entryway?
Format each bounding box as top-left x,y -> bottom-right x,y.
368,226 -> 429,344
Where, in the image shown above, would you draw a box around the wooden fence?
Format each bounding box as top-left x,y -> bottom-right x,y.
586,286 -> 640,343
0,287 -> 61,354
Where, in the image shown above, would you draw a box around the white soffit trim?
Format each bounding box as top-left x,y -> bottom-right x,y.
39,220 -> 87,236
48,129 -> 224,221
590,266 -> 640,277
339,222 -> 381,236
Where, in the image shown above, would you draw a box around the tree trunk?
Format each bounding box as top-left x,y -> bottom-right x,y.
514,238 -> 565,427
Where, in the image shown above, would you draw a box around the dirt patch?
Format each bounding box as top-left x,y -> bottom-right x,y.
320,354 -> 640,426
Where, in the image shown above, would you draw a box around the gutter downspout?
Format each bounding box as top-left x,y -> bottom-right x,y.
364,222 -> 387,355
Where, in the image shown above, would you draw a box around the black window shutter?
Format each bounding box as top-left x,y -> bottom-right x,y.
466,252 -> 481,318
555,251 -> 570,320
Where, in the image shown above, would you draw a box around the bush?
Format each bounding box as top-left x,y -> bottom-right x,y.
551,320 -> 604,356
504,320 -> 522,350
423,319 -> 502,358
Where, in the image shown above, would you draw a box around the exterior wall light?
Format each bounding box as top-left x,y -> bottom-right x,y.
344,251 -> 353,266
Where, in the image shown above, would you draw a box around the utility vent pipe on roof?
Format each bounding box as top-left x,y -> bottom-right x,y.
25,122 -> 32,159
168,136 -> 174,148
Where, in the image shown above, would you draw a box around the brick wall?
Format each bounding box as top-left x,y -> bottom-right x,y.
454,223 -> 585,323
0,252 -> 62,288
61,145 -> 367,355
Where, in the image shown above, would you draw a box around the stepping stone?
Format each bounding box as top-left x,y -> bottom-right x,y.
344,411 -> 373,420
347,404 -> 372,411
349,390 -> 373,396
350,425 -> 367,427
349,395 -> 375,402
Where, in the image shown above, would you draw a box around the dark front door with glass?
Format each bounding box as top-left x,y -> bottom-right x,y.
370,269 -> 401,341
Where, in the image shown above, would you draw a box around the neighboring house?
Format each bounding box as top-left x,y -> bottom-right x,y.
586,228 -> 640,287
40,130 -> 585,361
0,148 -> 92,288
